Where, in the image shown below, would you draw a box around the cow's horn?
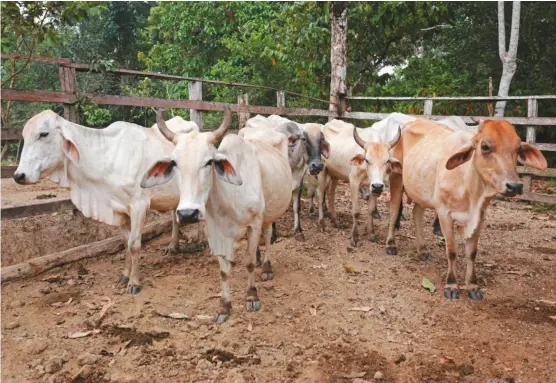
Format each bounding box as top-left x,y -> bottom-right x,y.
212,105 -> 232,142
353,127 -> 366,149
157,109 -> 176,143
387,127 -> 402,149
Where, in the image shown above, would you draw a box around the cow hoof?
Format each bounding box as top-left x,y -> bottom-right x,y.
163,246 -> 178,256
212,313 -> 229,324
294,231 -> 306,242
419,252 -> 431,262
367,235 -> 378,243
443,287 -> 460,300
386,247 -> 397,256
246,299 -> 261,312
261,271 -> 274,281
126,285 -> 142,295
467,289 -> 484,300
118,276 -> 130,285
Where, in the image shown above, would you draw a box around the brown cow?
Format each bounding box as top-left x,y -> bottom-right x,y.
386,119 -> 547,300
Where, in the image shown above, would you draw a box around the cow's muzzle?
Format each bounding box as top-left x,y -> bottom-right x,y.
371,183 -> 384,195
13,172 -> 26,185
177,208 -> 201,224
309,162 -> 324,175
503,182 -> 523,197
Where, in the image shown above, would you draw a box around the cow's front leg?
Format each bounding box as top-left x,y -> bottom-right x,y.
292,186 -> 305,241
385,173 -> 403,255
246,224 -> 262,312
214,255 -> 233,323
367,193 -> 378,242
126,205 -> 147,294
395,197 -> 404,230
317,171 -> 328,231
413,204 -> 430,261
438,213 -> 459,299
465,226 -> 483,300
328,177 -> 341,228
119,221 -> 132,285
261,224 -> 274,281
348,175 -> 361,247
307,175 -> 316,214
164,213 -> 180,255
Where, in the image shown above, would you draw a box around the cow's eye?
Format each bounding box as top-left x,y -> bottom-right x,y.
205,159 -> 213,167
364,158 -> 370,164
481,143 -> 490,153
39,132 -> 49,138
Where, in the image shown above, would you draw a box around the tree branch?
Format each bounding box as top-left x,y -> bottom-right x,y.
508,1 -> 521,57
420,24 -> 450,32
498,1 -> 506,61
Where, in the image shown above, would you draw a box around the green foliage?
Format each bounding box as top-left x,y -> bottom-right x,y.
81,104 -> 112,127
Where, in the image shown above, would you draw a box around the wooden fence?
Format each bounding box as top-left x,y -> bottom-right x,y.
1,54 -> 555,211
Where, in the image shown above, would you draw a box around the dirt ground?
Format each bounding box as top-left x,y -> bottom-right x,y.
1,182 -> 555,383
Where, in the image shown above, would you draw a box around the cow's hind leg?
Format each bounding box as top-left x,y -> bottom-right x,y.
438,213 -> 459,299
261,224 -> 274,281
246,224 -> 263,312
328,177 -> 341,228
348,175 -> 361,247
465,226 -> 483,300
292,185 -> 305,241
395,197 -> 404,230
119,220 -> 132,285
432,215 -> 443,237
413,204 -> 429,261
126,204 -> 147,294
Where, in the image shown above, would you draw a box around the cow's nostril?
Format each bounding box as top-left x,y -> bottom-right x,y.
505,182 -> 523,196
177,209 -> 201,224
371,183 -> 384,193
13,172 -> 26,184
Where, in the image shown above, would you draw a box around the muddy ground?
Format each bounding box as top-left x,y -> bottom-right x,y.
1,182 -> 555,383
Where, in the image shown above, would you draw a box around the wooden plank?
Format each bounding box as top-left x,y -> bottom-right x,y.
1,165 -> 17,179
1,128 -> 23,141
1,89 -> 75,103
518,166 -> 556,177
346,95 -> 556,101
0,53 -> 72,64
237,94 -> 250,128
1,199 -> 75,220
523,98 -> 539,192
188,80 -> 203,129
1,219 -> 173,283
424,99 -> 433,116
277,90 -> 285,108
58,65 -> 78,123
519,192 -> 556,205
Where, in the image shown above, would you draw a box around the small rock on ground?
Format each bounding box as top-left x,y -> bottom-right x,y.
44,357 -> 63,374
374,370 -> 384,380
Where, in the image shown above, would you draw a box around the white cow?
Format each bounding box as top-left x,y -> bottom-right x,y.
141,106 -> 292,323
13,110 -> 199,294
244,115 -> 329,241
315,119 -> 402,247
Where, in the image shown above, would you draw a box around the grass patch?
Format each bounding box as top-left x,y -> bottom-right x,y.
533,203 -> 556,214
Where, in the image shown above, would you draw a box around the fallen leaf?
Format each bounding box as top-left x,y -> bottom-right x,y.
439,356 -> 455,364
208,294 -> 221,299
155,311 -> 190,320
98,297 -> 113,322
422,277 -> 436,294
195,314 -> 212,322
342,264 -> 358,274
65,297 -> 73,305
101,344 -> 121,356
51,302 -> 65,308
247,322 -> 253,332
68,330 -> 92,339
309,304 -> 317,316
42,275 -> 64,283
348,306 -> 371,312
525,205 -> 533,209
535,299 -> 556,307
538,215 -> 550,221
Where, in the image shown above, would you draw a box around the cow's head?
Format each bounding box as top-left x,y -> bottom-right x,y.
141,106 -> 237,224
350,126 -> 403,196
446,120 -> 547,197
14,110 -> 79,184
303,123 -> 329,175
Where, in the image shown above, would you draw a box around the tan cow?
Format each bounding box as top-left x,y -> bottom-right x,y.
141,106 -> 292,322
386,119 -> 547,300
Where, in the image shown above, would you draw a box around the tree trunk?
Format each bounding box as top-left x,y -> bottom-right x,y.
329,2 -> 348,121
495,1 -> 521,117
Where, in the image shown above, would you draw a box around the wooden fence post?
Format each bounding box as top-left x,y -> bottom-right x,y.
523,97 -> 538,192
58,65 -> 78,123
237,94 -> 249,128
424,99 -> 433,116
188,80 -> 203,129
277,90 -> 285,108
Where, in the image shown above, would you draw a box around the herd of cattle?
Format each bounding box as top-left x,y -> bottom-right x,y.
13,108 -> 547,322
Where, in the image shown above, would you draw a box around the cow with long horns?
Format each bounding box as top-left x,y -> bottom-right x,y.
141,106 -> 292,323
316,119 -> 402,247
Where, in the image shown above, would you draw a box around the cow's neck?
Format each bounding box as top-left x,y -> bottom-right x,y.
460,161 -> 494,239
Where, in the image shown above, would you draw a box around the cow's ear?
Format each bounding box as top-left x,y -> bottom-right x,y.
321,140 -> 330,159
288,134 -> 299,146
141,159 -> 176,188
389,157 -> 402,174
518,142 -> 547,170
446,142 -> 475,170
213,153 -> 242,185
62,137 -> 80,164
350,154 -> 365,166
